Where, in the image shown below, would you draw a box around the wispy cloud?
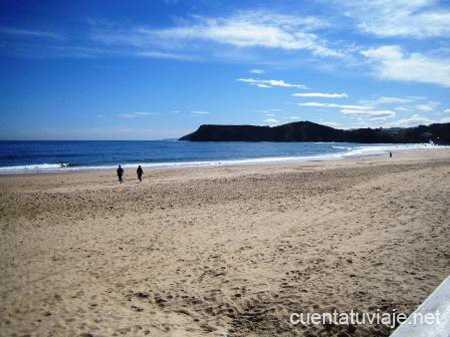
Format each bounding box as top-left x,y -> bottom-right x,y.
151,12 -> 336,56
321,121 -> 341,128
417,102 -> 439,112
191,110 -> 209,115
138,50 -> 199,61
238,78 -> 308,89
0,27 -> 61,39
386,114 -> 450,127
293,92 -> 348,98
361,45 -> 450,88
357,96 -> 426,115
118,112 -> 157,118
262,117 -> 279,125
361,96 -> 416,105
1,11 -> 351,63
298,101 -> 396,119
298,102 -> 371,110
391,115 -> 433,127
249,69 -> 265,74
341,109 -> 396,118
330,0 -> 450,38
90,11 -> 344,59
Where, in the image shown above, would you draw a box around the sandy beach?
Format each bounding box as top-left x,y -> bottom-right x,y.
1,148 -> 449,337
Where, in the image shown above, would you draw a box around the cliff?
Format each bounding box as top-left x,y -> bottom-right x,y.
179,121 -> 450,144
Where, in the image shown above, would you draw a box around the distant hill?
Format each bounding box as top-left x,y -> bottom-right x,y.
179,121 -> 450,144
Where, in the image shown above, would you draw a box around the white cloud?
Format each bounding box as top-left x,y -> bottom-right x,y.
118,112 -> 157,118
288,116 -> 301,120
262,117 -> 279,125
381,114 -> 450,128
298,101 -> 397,119
370,116 -> 390,121
298,102 -> 332,107
138,50 -> 199,61
134,112 -> 156,116
191,110 -> 209,115
417,102 -> 439,111
398,114 -> 434,126
238,78 -> 308,89
0,27 -> 61,39
249,69 -> 265,74
362,45 -> 403,59
339,105 -> 372,110
91,11 -> 343,58
366,96 -> 415,105
118,113 -> 139,119
341,109 -> 396,118
358,96 -> 425,113
154,13 -> 328,52
386,114 -> 436,127
444,109 -> 450,113
332,0 -> 450,38
361,45 -> 450,87
292,92 -> 348,98
298,102 -> 372,109
322,121 -> 341,128
35,46 -> 109,58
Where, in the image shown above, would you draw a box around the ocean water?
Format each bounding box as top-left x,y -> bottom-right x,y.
0,140 -> 441,174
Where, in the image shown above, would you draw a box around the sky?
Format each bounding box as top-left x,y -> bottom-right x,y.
1,0 -> 450,140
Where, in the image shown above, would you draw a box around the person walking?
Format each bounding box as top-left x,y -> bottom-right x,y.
117,165 -> 124,183
137,165 -> 144,182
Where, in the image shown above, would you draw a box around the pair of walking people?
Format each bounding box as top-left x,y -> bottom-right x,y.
116,165 -> 144,183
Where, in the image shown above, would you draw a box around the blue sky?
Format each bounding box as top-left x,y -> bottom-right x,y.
1,0 -> 450,140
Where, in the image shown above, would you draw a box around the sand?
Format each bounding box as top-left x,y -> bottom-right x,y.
1,148 -> 450,337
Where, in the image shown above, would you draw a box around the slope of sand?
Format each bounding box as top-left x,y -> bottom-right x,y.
1,149 -> 450,337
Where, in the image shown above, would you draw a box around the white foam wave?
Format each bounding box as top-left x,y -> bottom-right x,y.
0,143 -> 445,175
338,143 -> 439,158
332,145 -> 352,150
0,163 -> 69,174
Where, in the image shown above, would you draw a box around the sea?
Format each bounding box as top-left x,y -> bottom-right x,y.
0,140 -> 442,175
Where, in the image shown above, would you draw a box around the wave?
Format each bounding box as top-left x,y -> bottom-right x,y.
0,163 -> 71,174
0,143 -> 444,175
338,143 -> 439,158
332,145 -> 352,150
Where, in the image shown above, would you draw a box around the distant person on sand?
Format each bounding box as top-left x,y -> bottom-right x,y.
117,165 -> 124,183
137,165 -> 144,182
389,151 -> 393,158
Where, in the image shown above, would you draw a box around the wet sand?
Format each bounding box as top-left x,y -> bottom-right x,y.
1,148 -> 450,337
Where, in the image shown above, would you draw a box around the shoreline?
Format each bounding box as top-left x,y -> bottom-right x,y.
0,146 -> 447,178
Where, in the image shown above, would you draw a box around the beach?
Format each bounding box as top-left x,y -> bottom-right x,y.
1,148 -> 449,337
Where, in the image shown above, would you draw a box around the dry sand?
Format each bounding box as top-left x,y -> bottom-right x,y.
1,149 -> 450,337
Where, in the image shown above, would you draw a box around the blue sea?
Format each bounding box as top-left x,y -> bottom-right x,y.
0,140 -> 440,174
